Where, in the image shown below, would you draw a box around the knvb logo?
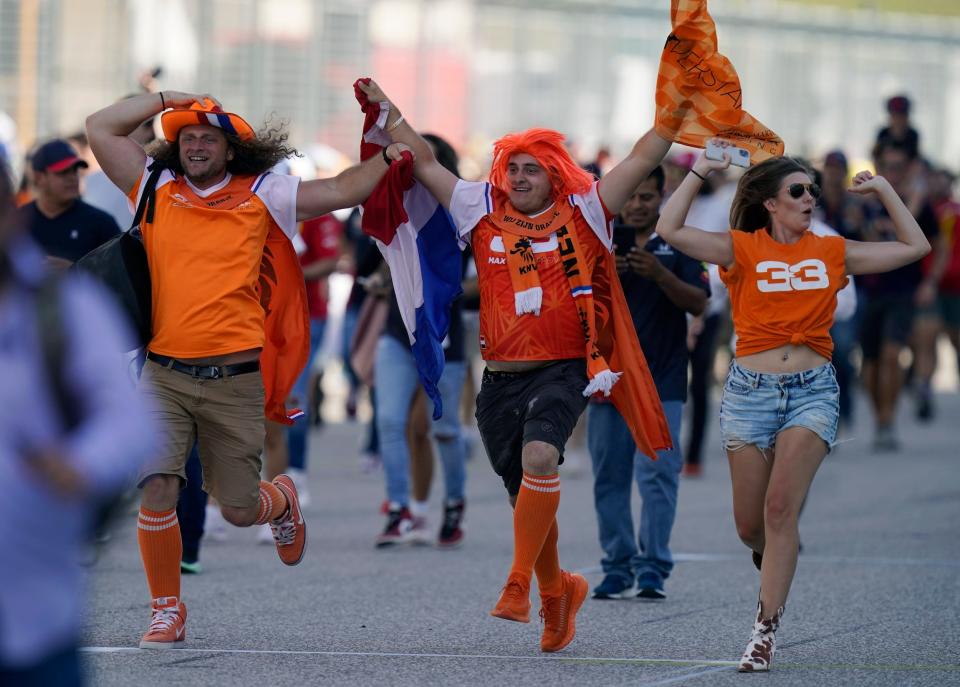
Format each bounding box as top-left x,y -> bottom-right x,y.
755,259 -> 829,292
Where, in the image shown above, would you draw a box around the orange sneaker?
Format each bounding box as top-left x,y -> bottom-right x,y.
270,475 -> 307,566
490,574 -> 531,623
539,571 -> 588,652
139,596 -> 187,649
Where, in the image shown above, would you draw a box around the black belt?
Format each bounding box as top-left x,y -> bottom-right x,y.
147,352 -> 260,379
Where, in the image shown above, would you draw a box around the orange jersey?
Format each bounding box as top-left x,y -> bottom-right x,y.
471,213 -> 609,361
720,229 -> 847,359
128,159 -> 300,358
449,181 -> 615,362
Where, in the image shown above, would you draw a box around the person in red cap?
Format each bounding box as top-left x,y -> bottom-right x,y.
875,95 -> 919,161
85,90 -> 411,649
355,78 -> 673,654
17,138 -> 120,269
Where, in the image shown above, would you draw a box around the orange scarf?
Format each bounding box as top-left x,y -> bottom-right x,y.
490,203 -> 622,396
655,0 -> 784,163
258,225 -> 310,425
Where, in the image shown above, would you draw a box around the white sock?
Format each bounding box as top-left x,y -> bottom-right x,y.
410,500 -> 429,518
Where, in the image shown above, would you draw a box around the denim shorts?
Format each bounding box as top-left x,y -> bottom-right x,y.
719,360 -> 839,454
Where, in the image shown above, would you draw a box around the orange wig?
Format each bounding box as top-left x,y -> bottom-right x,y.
489,128 -> 594,202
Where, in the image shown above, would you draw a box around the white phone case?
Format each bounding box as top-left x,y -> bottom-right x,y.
705,141 -> 751,168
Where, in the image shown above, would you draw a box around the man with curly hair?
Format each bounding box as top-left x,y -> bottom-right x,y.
86,90 -> 410,649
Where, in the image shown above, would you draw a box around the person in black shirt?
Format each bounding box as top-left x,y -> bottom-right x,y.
587,166 -> 709,600
859,143 -> 941,450
874,95 -> 920,161
19,139 -> 120,268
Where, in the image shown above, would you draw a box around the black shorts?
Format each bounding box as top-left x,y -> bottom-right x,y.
475,359 -> 589,496
859,294 -> 914,360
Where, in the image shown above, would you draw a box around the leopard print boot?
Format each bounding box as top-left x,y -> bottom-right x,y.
737,600 -> 784,672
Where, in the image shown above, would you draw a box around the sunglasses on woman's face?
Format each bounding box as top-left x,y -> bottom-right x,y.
787,182 -> 821,200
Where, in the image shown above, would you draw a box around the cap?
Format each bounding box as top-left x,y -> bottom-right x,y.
161,99 -> 255,143
886,95 -> 911,115
31,139 -> 89,173
823,150 -> 848,171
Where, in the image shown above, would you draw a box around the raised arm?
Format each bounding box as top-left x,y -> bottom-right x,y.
844,171 -> 931,276
85,91 -> 215,195
295,142 -> 411,222
597,129 -> 671,215
655,150 -> 734,268
355,79 -> 458,209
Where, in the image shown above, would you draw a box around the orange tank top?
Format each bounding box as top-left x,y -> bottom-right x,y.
720,229 -> 847,359
128,162 -> 299,358
472,210 -> 607,361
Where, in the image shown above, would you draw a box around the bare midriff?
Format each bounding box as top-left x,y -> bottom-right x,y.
736,344 -> 829,374
176,347 -> 262,365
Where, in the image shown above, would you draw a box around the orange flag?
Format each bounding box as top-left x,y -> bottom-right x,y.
655,0 -> 784,163
258,225 -> 310,425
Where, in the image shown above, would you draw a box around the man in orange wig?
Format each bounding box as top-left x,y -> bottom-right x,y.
357,79 -> 673,653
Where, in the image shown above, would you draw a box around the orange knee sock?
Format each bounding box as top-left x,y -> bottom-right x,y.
509,473 -> 560,585
533,519 -> 563,597
254,480 -> 289,525
137,507 -> 182,600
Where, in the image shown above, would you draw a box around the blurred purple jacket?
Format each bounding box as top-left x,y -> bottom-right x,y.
0,237 -> 158,667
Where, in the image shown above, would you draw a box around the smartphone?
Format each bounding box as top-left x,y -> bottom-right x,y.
613,225 -> 636,256
705,140 -> 751,168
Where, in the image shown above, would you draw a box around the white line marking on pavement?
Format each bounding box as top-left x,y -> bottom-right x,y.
79,646 -> 737,666
633,665 -> 735,686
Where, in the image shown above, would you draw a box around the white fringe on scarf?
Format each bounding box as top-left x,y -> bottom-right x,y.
514,287 -> 543,316
582,369 -> 623,398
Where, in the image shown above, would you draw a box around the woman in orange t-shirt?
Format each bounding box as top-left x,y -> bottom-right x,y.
656,141 -> 930,672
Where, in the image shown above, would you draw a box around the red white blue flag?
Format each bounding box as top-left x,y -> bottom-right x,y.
354,79 -> 463,419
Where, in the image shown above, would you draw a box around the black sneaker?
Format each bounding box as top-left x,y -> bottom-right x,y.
375,506 -> 413,548
437,501 -> 465,548
636,574 -> 666,600
592,574 -> 633,600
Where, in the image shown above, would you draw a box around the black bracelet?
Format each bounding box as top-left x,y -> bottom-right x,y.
691,169 -> 707,182
159,91 -> 166,110
382,147 -> 392,166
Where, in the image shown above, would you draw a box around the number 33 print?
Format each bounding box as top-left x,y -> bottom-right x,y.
756,259 -> 829,292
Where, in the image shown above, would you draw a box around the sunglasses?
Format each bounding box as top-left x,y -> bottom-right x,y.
787,183 -> 821,200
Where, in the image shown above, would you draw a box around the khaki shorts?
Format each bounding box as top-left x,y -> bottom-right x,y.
137,359 -> 266,508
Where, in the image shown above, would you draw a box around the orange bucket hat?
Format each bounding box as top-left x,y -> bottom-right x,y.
160,98 -> 255,143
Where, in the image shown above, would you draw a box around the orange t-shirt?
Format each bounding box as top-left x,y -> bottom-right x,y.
127,159 -> 299,358
471,213 -> 609,361
720,229 -> 847,359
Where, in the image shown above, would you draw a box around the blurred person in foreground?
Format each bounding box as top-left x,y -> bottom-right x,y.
85,90 -> 411,649
18,139 -> 120,270
357,78 -> 672,654
0,162 -> 158,685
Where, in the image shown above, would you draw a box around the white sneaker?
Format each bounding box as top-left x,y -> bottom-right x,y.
256,523 -> 275,545
204,504 -> 229,542
408,516 -> 432,546
289,468 -> 311,509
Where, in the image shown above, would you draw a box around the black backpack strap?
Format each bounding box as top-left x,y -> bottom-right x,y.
35,276 -> 82,431
129,162 -> 166,236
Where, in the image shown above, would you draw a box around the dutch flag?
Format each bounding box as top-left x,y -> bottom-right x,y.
354,81 -> 463,420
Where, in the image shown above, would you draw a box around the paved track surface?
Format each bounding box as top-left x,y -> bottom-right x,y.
83,391 -> 960,686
